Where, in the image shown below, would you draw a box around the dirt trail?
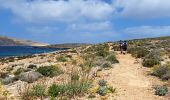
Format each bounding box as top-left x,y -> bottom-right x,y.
102,53 -> 168,100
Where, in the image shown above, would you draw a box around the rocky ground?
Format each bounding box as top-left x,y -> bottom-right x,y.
0,43 -> 169,100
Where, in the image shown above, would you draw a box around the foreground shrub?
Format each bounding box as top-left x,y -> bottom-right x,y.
107,86 -> 116,93
37,65 -> 63,77
96,44 -> 110,57
67,81 -> 91,97
48,81 -> 91,98
102,62 -> 112,69
98,79 -> 107,86
128,47 -> 150,58
57,56 -> 67,62
96,80 -> 116,96
17,84 -> 33,100
97,86 -> 108,96
143,59 -> 160,67
48,84 -> 66,97
0,72 -> 8,79
154,85 -> 168,96
28,64 -> 37,69
14,68 -> 24,76
71,72 -> 80,81
106,54 -> 119,64
152,65 -> 170,80
142,51 -> 161,67
31,84 -> 46,99
96,50 -> 110,58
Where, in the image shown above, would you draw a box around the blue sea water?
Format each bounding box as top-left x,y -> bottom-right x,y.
0,46 -> 64,57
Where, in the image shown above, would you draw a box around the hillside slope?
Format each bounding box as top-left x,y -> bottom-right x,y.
0,36 -> 48,46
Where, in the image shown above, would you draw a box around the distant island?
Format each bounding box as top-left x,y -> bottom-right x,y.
0,36 -> 91,49
0,36 -> 48,46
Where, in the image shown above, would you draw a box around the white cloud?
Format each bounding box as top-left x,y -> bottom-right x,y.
123,26 -> 170,38
116,0 -> 170,18
1,0 -> 170,21
69,21 -> 112,32
0,0 -> 114,22
26,26 -> 58,34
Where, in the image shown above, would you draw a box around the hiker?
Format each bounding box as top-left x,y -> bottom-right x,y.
119,40 -> 123,54
123,40 -> 128,54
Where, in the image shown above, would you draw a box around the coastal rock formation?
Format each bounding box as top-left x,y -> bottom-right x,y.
0,36 -> 48,46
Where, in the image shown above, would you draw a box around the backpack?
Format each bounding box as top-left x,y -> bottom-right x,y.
123,42 -> 128,47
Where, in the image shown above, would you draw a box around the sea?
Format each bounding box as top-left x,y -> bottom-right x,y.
0,46 -> 65,57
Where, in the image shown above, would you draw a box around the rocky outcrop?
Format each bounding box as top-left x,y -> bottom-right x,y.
0,36 -> 48,46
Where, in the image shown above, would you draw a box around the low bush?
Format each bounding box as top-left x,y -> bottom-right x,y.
106,54 -> 119,64
142,51 -> 161,67
96,50 -> 110,58
152,65 -> 170,80
102,62 -> 112,69
48,84 -> 66,97
67,81 -> 91,97
17,84 -> 33,100
0,72 -> 8,79
128,47 -> 150,58
28,64 -> 37,69
97,86 -> 108,96
143,59 -> 160,67
95,44 -> 110,57
96,80 -> 116,96
37,65 -> 63,77
14,68 -> 24,76
57,56 -> 67,62
98,79 -> 107,86
88,94 -> 96,98
107,86 -> 116,93
71,72 -> 80,81
31,84 -> 46,99
154,85 -> 168,96
48,81 -> 91,98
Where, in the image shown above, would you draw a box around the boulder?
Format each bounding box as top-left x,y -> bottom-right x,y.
17,71 -> 43,83
1,75 -> 15,85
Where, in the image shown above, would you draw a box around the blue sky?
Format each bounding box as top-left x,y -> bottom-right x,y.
0,0 -> 170,44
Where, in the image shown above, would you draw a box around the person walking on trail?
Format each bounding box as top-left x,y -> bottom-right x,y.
119,40 -> 123,54
123,40 -> 128,54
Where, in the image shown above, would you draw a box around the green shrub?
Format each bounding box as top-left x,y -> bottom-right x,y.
14,68 -> 24,76
142,51 -> 161,67
143,59 -> 160,67
48,81 -> 91,98
152,65 -> 170,80
67,81 -> 91,97
81,60 -> 94,71
32,84 -> 46,98
37,65 -> 63,77
102,62 -> 112,68
28,64 -> 37,69
162,71 -> 170,80
48,84 -> 66,97
88,94 -> 96,98
128,47 -> 150,58
106,54 -> 119,64
96,50 -> 110,57
95,44 -> 110,57
107,86 -> 116,93
97,86 -> 108,96
0,72 -> 8,78
71,72 -> 80,81
98,79 -> 107,86
57,56 -> 67,62
154,85 -> 168,96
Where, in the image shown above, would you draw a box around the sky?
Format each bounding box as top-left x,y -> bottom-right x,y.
0,0 -> 170,44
